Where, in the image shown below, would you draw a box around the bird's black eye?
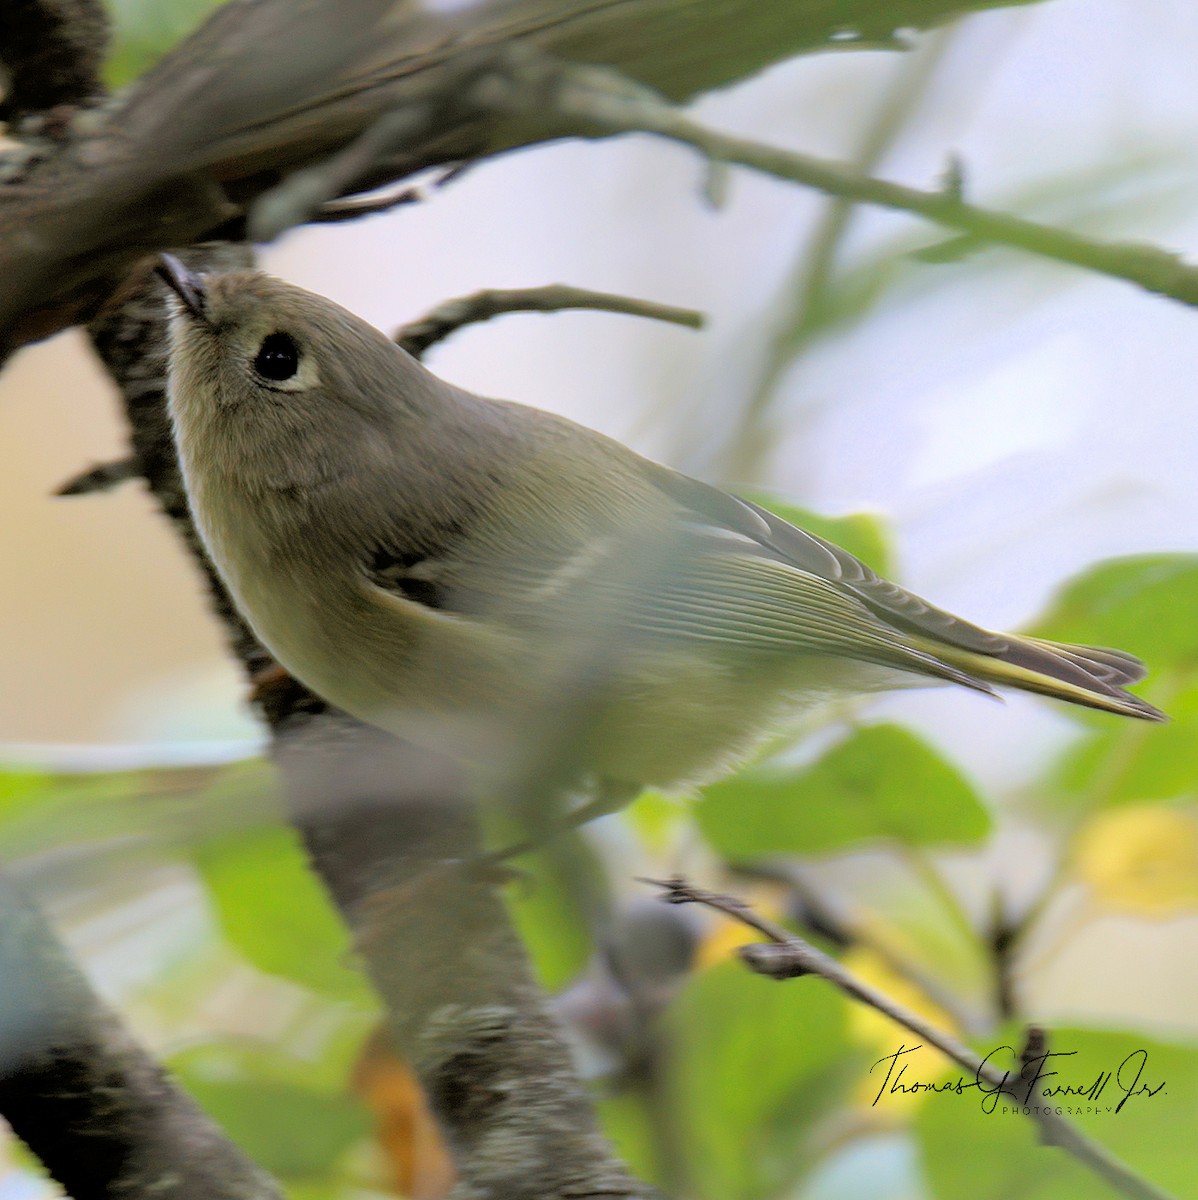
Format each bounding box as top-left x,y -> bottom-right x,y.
254,332 -> 300,382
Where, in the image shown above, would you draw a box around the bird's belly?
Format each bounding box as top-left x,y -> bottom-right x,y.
211,537 -> 881,788
229,560 -> 529,764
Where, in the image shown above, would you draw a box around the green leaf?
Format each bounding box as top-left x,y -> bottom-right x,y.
742,494 -> 894,577
597,1090 -> 668,1190
917,1028 -> 1198,1200
194,825 -> 373,1004
1051,676 -> 1198,808
695,724 -> 990,859
1032,555 -> 1198,687
0,759 -> 276,865
665,961 -> 857,1200
1025,556 -> 1198,810
170,1043 -> 372,1180
504,834 -> 596,992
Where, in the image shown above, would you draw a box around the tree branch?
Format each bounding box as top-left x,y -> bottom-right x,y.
645,878 -> 1177,1200
394,284 -> 703,359
0,15 -> 287,1197
56,455 -> 140,496
0,880 -> 283,1200
0,0 -> 1047,354
528,63 -> 1198,309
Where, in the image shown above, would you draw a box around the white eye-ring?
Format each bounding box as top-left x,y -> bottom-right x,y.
250,331 -> 320,393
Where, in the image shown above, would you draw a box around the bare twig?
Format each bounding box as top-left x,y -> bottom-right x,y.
311,183 -> 425,223
249,102 -> 446,242
644,878 -> 1176,1200
56,455 -> 141,496
395,284 -> 703,359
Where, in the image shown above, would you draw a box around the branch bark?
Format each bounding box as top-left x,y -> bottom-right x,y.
0,16 -> 284,1199
0,881 -> 283,1200
393,283 -> 703,358
0,0 -> 108,121
0,0 -> 1045,353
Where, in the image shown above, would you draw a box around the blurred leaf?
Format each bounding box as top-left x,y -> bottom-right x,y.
743,494 -> 894,576
194,825 -> 373,1004
917,1028 -> 1198,1200
1031,555 -> 1198,685
504,830 -> 599,992
1053,680 -> 1198,807
597,1090 -> 668,1190
105,0 -> 224,87
1071,803 -> 1198,916
666,961 -> 857,1200
171,1043 -> 371,1181
696,724 -> 990,859
0,759 -> 274,864
625,788 -> 690,856
1023,556 -> 1198,812
352,1029 -> 456,1200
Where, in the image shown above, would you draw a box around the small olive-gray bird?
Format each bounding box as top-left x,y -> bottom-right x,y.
159,258 -> 1163,798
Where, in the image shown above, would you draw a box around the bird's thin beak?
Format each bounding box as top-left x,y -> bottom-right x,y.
156,253 -> 208,322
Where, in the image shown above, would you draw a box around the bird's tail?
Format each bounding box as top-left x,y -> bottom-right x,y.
910,634 -> 1166,722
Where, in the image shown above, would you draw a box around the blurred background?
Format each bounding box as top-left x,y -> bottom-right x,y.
3,0 -> 1198,1197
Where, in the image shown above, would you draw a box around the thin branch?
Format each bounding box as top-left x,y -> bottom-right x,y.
732,859 -> 992,1036
644,878 -> 1176,1200
56,455 -> 141,496
249,101 -> 446,242
311,182 -> 425,224
529,63 -> 1198,310
395,284 -> 704,359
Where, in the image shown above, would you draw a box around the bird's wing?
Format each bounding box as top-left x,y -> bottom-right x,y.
646,464 -> 1162,719
361,457 -> 994,691
649,464 -> 1007,649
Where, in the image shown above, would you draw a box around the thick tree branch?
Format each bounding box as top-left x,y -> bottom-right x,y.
0,0 -> 1045,353
647,878 -> 1177,1200
0,881 -> 283,1200
87,253 -> 656,1200
0,18 -> 286,1198
280,720 -> 654,1200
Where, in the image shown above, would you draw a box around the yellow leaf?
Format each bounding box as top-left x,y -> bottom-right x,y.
1073,805 -> 1198,916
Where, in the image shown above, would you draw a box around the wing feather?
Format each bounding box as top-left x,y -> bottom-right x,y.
646,464 -> 1162,720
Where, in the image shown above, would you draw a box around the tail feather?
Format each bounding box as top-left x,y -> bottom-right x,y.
1021,638 -> 1148,686
910,634 -> 1166,723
